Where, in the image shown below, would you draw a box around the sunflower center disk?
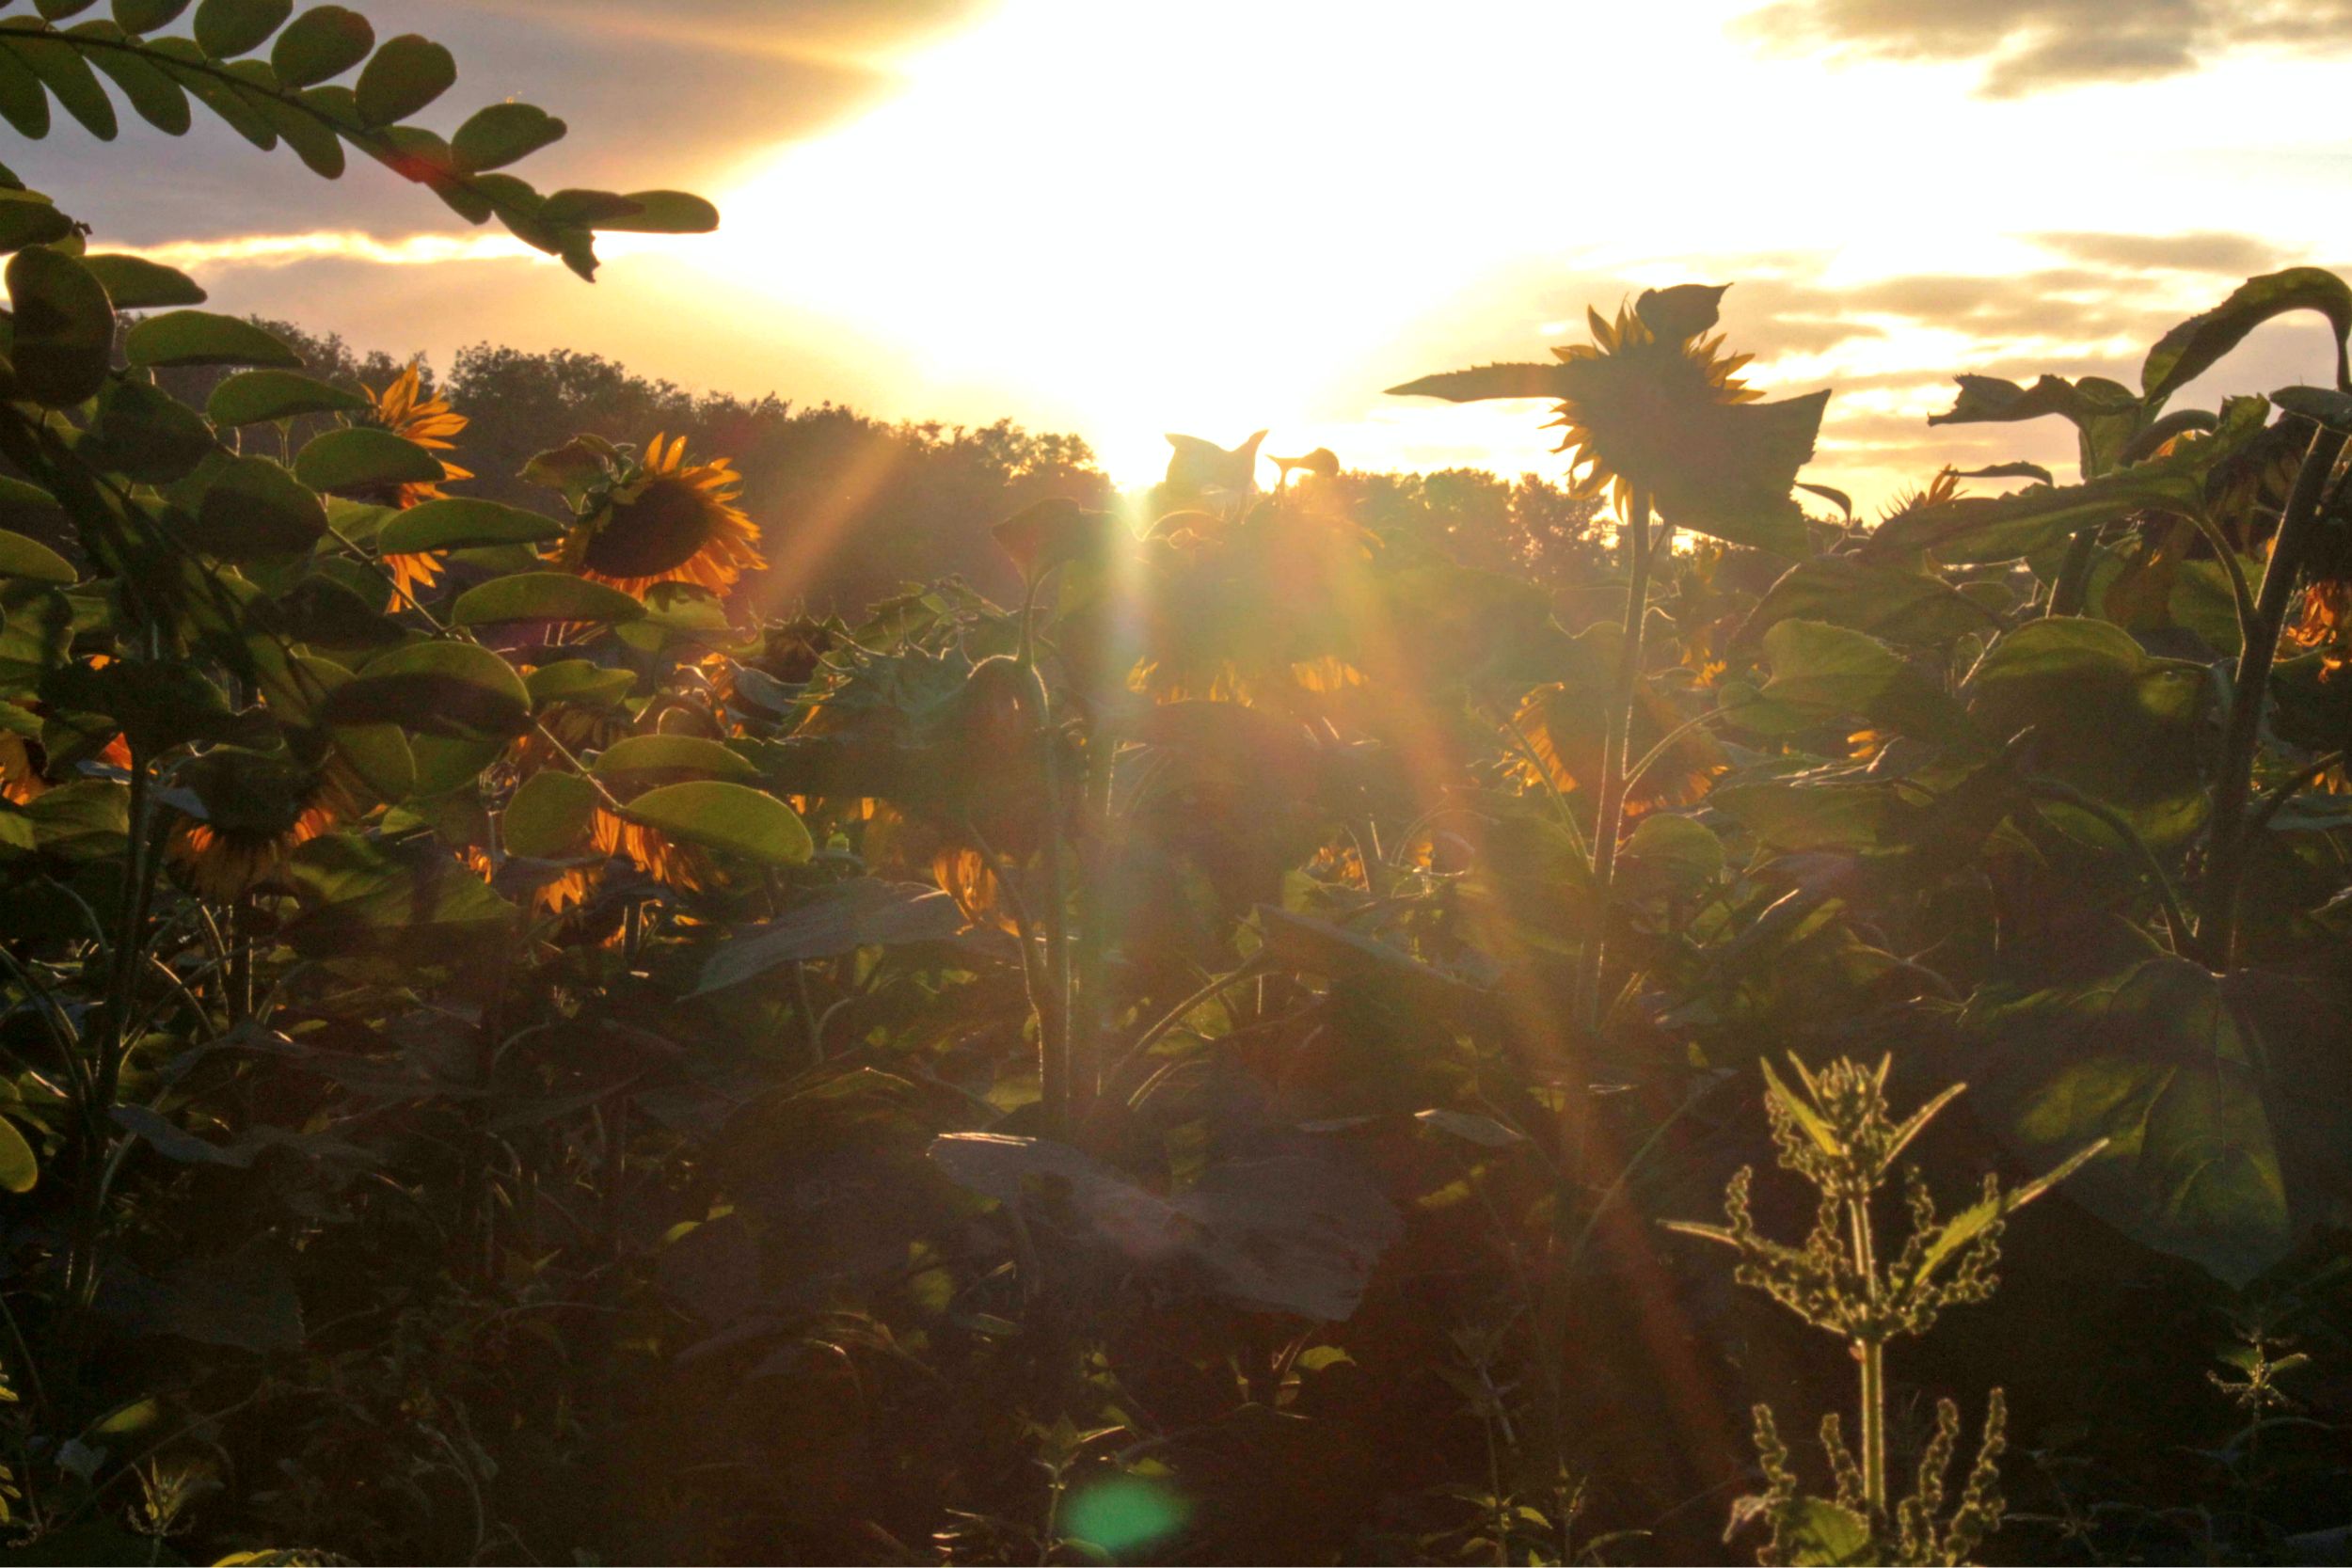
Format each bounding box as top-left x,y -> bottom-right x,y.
582,476 -> 721,578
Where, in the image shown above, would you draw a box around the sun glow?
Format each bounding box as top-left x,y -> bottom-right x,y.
702,0 -> 1724,483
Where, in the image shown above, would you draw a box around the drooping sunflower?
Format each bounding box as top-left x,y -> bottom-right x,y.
1389,284 -> 1828,554
166,748 -> 367,902
552,434 -> 763,598
361,360 -> 473,604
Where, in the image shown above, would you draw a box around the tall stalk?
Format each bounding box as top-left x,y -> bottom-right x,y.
2198,419 -> 2348,967
1574,491 -> 1668,1038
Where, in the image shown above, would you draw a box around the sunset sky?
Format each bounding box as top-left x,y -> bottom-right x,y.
14,0 -> 2352,509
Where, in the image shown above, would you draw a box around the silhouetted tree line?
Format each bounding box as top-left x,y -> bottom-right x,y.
158,321 -> 1609,611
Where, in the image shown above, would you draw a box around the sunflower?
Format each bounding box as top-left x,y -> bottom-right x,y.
553,435 -> 763,598
166,750 -> 367,902
361,360 -> 473,605
1389,284 -> 1827,550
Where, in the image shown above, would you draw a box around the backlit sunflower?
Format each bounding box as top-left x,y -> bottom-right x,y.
553,434 -> 763,598
361,360 -> 472,605
166,750 -> 367,902
1389,283 -> 1828,550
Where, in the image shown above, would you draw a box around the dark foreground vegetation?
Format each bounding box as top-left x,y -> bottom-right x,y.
1,6 -> 2350,1564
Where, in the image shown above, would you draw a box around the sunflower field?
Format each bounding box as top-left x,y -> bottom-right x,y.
3,5 -> 2352,1565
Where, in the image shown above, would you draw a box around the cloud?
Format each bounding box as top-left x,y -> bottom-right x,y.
122,231 -> 539,271
1736,0 -> 2352,95
2029,230 -> 2285,275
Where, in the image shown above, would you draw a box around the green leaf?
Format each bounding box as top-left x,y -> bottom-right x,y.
184,454 -> 324,559
0,526 -> 75,583
591,733 -> 755,783
501,768 -> 595,858
192,0 -> 291,57
125,309 -> 299,368
1926,372 -> 2143,479
1967,956 -> 2289,1287
113,0 -> 194,31
204,367 -> 365,424
1738,556 -> 2002,648
591,189 -> 720,234
2,24 -> 119,139
5,245 -> 113,405
449,571 -> 644,626
247,77 -> 342,175
293,426 -> 443,495
1781,1498 -> 1876,1566
0,37 -> 50,139
693,879 -> 963,993
265,1 -> 366,85
2271,384 -> 2352,432
326,639 -> 529,739
0,189 -> 75,251
353,31 -> 451,125
77,21 -> 191,133
79,252 -> 204,308
1964,617 -> 2210,843
523,658 -> 632,708
1735,619 -> 1978,746
2144,267 -> 2352,409
376,497 -> 563,553
86,376 -> 216,483
1709,780 -> 1896,853
284,832 -> 513,961
1871,396 -> 2270,565
1617,813 -> 1724,898
449,100 -> 564,172
0,1116 -> 35,1194
624,780 -> 811,866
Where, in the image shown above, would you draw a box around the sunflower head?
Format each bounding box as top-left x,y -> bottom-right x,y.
1544,293 -> 1761,515
547,434 -> 764,598
166,747 -> 364,901
1389,282 -> 1827,553
361,360 -> 473,605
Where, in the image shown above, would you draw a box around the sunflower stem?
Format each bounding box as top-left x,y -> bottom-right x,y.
2198,419 -> 2348,967
1574,493 -> 1662,1049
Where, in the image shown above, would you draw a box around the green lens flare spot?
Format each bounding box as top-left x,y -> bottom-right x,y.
1063,1476 -> 1189,1560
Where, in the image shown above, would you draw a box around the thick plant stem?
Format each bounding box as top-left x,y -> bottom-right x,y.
1574,492 -> 1664,1040
1848,1196 -> 1887,1516
1015,577 -> 1073,1134
2198,421 -> 2348,968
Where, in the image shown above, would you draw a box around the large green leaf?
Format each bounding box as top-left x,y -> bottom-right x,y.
79,23 -> 193,134
0,189 -> 75,251
1963,617 -> 2209,842
586,189 -> 720,234
324,638 -> 530,738
353,32 -> 452,125
2143,267 -> 2352,409
1871,395 -> 2270,564
125,309 -> 299,368
3,23 -> 119,140
206,368 -> 365,424
694,879 -> 965,994
284,832 -> 515,961
1966,955 -> 2288,1286
501,768 -> 596,858
450,99 -> 564,171
624,780 -> 812,865
1737,555 -> 2002,648
373,497 -> 564,553
267,3 -> 369,86
193,0 -> 292,56
86,376 -> 215,483
449,571 -> 644,626
0,526 -> 75,583
0,1116 -> 35,1194
294,426 -> 444,495
592,733 -> 755,783
1732,619 -> 1977,746
6,245 -> 114,405
185,454 -> 326,560
79,252 -> 204,308
1926,372 -> 2142,479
